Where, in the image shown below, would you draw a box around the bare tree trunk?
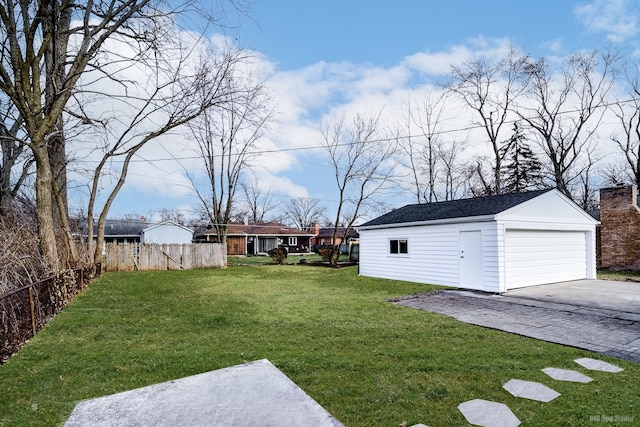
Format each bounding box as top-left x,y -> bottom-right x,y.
0,117 -> 32,217
45,1 -> 72,231
32,143 -> 59,272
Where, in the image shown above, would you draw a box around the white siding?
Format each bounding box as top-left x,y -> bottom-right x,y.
498,190 -> 595,224
505,230 -> 587,289
359,190 -> 597,292
359,222 -> 500,291
142,224 -> 193,244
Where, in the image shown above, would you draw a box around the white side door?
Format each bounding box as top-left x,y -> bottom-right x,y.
460,230 -> 483,290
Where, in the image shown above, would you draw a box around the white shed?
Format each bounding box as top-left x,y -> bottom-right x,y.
141,220 -> 194,244
357,189 -> 598,293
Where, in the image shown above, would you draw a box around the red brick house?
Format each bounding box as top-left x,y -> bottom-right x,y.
598,184 -> 640,270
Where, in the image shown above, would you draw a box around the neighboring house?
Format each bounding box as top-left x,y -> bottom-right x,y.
194,222 -> 314,256
598,184 -> 640,270
357,189 -> 598,293
100,218 -> 147,244
80,219 -> 194,245
141,220 -> 194,244
311,225 -> 359,252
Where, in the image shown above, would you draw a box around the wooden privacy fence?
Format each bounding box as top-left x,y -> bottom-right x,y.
0,265 -> 100,363
105,243 -> 226,271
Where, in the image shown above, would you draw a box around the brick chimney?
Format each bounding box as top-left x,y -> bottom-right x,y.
599,184 -> 640,270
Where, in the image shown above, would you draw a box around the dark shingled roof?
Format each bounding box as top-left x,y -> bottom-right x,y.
76,218 -> 148,236
360,189 -> 553,227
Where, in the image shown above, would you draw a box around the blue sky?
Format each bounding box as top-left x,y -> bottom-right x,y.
89,0 -> 640,222
238,1 -> 589,67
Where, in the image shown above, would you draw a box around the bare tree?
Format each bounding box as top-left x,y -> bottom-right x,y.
518,50 -> 618,199
240,173 -> 280,223
157,208 -> 188,225
465,156 -> 495,197
0,100 -> 32,217
601,162 -> 633,186
285,197 -> 327,231
575,151 -> 600,212
445,47 -> 530,194
85,42 -> 251,263
0,0 -> 166,270
437,139 -> 467,200
0,0 -> 248,271
397,90 -> 450,203
609,65 -> 640,187
187,70 -> 273,253
320,111 -> 396,265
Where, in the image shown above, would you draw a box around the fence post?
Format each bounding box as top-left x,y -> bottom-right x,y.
28,287 -> 36,335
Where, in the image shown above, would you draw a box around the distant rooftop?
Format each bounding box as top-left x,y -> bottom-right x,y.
197,222 -> 314,236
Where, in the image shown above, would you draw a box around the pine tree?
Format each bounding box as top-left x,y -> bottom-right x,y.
499,123 -> 544,193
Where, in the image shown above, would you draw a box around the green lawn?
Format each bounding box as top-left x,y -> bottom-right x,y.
1,266 -> 638,426
597,268 -> 640,282
227,253 -> 324,265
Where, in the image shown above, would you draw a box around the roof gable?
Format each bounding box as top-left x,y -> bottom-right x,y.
359,189 -> 552,228
496,189 -> 598,224
143,220 -> 193,234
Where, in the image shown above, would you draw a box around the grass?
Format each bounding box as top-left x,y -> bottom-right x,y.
597,268 -> 640,282
1,266 -> 638,426
227,253 -> 324,265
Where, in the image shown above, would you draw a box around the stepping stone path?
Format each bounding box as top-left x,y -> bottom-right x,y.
574,357 -> 624,373
458,399 -> 521,427
444,357 -> 622,427
541,367 -> 593,383
503,379 -> 560,402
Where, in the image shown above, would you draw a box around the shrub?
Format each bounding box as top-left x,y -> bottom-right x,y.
0,212 -> 45,294
318,248 -> 332,262
268,247 -> 288,264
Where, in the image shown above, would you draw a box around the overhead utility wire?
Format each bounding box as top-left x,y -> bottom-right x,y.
74,96 -> 640,165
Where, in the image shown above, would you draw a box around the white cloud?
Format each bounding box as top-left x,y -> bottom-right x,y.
66,12 -> 630,219
540,38 -> 566,55
575,0 -> 639,42
403,37 -> 513,76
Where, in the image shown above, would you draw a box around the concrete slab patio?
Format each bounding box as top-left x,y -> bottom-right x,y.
65,359 -> 344,427
392,280 -> 640,363
506,280 -> 640,315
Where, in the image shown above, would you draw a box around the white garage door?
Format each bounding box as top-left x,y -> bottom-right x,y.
505,230 -> 587,289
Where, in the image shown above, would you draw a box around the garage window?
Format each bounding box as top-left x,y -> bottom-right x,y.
389,239 -> 408,255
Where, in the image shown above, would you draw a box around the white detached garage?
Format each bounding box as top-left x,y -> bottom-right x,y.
357,189 -> 598,293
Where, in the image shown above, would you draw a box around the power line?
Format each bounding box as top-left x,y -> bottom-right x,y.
69,96 -> 640,165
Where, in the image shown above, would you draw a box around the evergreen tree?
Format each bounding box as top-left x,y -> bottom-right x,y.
499,124 -> 544,193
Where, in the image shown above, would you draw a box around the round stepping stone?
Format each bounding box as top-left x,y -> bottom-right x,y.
503,379 -> 561,402
541,368 -> 592,383
574,358 -> 623,373
458,399 -> 520,427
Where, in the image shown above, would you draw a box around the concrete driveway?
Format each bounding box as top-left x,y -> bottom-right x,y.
393,279 -> 640,363
506,280 -> 640,317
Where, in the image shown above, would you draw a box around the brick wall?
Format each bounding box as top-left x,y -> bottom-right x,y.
600,185 -> 640,270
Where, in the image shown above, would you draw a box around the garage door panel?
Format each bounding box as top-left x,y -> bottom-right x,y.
506,230 -> 587,289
